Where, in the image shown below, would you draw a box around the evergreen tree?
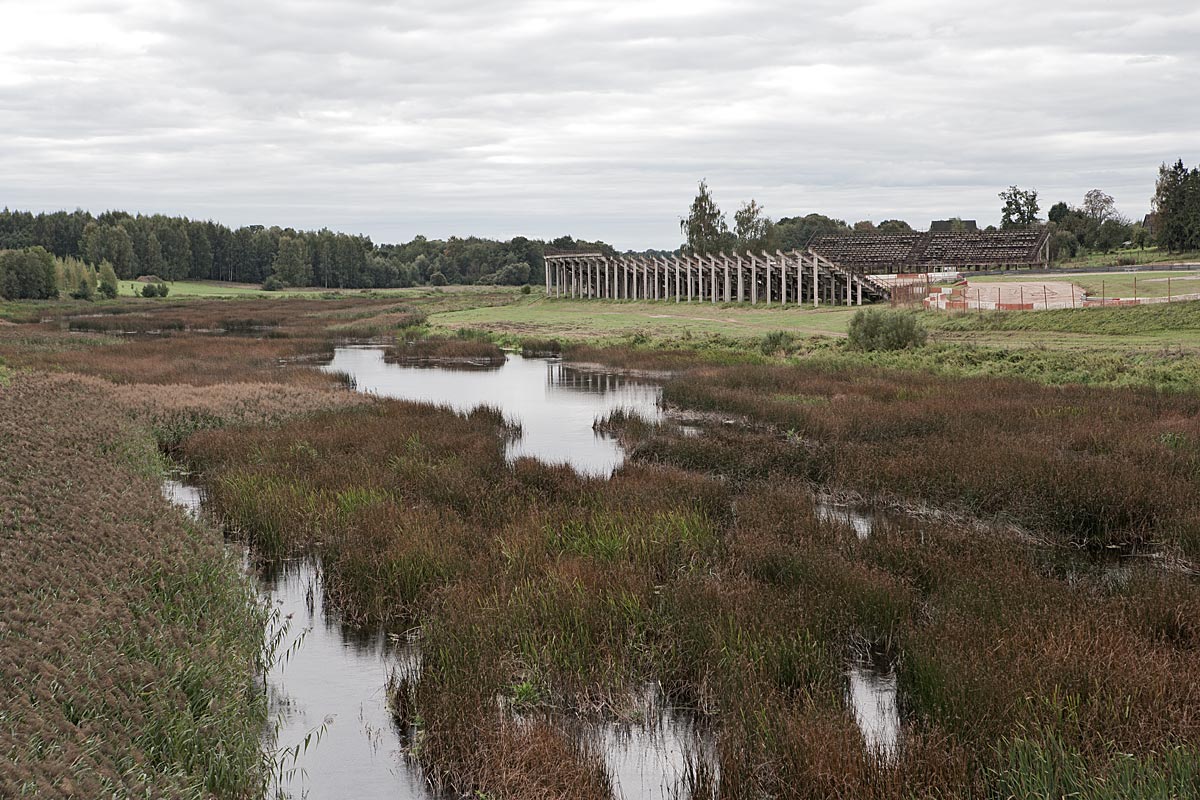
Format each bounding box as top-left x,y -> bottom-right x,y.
1153,160 -> 1200,252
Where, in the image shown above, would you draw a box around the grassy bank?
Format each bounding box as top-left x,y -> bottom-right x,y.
0,374 -> 267,797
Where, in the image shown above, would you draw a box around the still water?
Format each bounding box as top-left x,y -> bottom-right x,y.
162,478 -> 432,798
260,560 -> 429,799
321,347 -> 663,476
846,661 -> 901,762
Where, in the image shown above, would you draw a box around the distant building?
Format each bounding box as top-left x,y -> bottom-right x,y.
930,219 -> 979,233
1142,213 -> 1157,236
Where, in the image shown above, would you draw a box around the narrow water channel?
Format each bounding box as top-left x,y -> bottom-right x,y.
846,660 -> 901,762
259,559 -> 429,799
321,346 -> 663,476
162,476 -> 431,798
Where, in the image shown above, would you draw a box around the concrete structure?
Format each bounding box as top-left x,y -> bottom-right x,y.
544,249 -> 890,306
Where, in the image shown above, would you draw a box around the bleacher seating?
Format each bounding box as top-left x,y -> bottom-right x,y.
809,230 -> 1049,273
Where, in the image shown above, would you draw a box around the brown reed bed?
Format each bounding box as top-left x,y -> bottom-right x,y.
0,373 -> 266,798
619,362 -> 1200,558
179,384 -> 1200,798
388,333 -> 506,367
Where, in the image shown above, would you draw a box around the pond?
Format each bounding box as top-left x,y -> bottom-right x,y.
321,346 -> 663,476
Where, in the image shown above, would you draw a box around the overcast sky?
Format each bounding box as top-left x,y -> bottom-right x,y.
2,1 -> 1198,249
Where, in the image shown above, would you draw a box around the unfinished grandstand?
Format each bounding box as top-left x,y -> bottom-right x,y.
544,229 -> 1051,306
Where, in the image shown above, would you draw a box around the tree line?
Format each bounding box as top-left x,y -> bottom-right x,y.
4,159 -> 1197,296
679,179 -> 878,257
0,208 -> 612,290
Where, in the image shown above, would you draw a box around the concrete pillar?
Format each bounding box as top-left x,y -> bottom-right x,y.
777,250 -> 787,306
857,281 -> 862,306
687,257 -> 694,302
764,252 -> 772,305
813,252 -> 819,308
796,252 -> 802,305
737,254 -> 744,302
750,254 -> 758,305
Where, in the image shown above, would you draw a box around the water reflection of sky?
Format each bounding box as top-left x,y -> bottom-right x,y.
262,561 -> 429,800
322,347 -> 663,476
846,663 -> 900,762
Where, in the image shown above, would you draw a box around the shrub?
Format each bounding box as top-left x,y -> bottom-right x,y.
262,275 -> 285,292
141,282 -> 170,298
98,261 -> 119,299
760,330 -> 796,356
430,271 -> 448,286
847,309 -> 927,351
520,283 -> 532,295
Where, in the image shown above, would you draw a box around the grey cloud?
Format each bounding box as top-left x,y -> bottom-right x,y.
1,0 -> 1197,247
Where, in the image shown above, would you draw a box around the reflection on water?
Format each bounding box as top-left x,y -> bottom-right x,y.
161,477 -> 204,518
583,688 -> 714,800
322,347 -> 663,476
815,499 -> 875,541
846,656 -> 900,762
161,477 -> 432,799
261,559 -> 430,800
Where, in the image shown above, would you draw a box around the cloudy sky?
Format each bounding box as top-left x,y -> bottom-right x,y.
2,1 -> 1198,249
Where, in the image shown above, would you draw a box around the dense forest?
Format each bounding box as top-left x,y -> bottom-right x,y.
0,208 -> 612,290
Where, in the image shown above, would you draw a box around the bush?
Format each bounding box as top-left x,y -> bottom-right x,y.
141,282 -> 170,298
760,330 -> 796,356
262,275 -> 284,292
430,271 -> 447,287
520,284 -> 532,295
846,308 -> 927,351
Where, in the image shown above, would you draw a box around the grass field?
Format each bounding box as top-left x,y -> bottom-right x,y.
1056,246 -> 1200,270
431,296 -> 860,343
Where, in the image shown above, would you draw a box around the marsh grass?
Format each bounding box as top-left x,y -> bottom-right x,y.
180,377 -> 1200,798
648,362 -> 1200,556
